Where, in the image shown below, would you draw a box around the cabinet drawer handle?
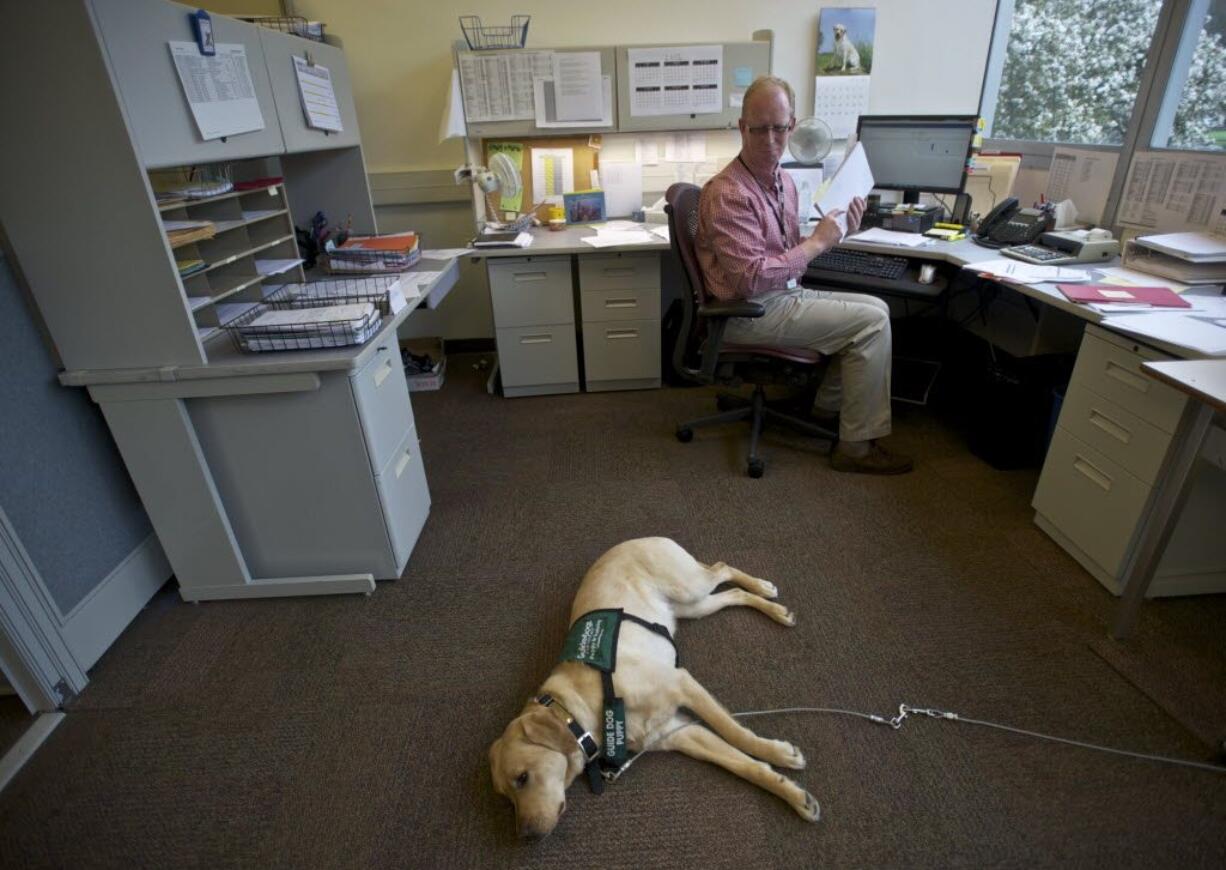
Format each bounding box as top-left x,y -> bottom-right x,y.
1088,408 -> 1130,444
606,329 -> 639,340
373,358 -> 394,388
520,334 -> 553,344
1104,360 -> 1148,393
512,271 -> 549,283
1072,455 -> 1112,491
605,298 -> 638,309
394,446 -> 412,478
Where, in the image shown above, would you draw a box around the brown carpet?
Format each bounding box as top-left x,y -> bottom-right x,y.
0,696 -> 32,761
1,353 -> 1223,867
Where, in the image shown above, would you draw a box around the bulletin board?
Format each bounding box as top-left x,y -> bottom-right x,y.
483,136 -> 602,220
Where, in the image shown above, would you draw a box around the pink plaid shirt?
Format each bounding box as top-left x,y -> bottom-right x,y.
696,156 -> 811,302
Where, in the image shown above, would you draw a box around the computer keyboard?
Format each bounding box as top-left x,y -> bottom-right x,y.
807,249 -> 909,280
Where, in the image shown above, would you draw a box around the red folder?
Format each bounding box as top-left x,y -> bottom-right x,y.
1056,283 -> 1190,308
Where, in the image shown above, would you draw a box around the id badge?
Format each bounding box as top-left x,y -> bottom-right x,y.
786,278 -> 798,290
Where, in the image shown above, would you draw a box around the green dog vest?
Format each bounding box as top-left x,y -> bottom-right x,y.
559,608 -> 679,789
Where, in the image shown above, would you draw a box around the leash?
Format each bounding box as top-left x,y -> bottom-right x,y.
600,702 -> 1226,784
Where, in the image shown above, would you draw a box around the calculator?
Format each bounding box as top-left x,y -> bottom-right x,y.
1001,243 -> 1078,265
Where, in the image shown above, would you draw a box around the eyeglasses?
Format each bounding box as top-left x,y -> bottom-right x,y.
745,123 -> 794,137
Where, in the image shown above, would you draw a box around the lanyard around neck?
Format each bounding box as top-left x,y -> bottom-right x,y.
738,156 -> 787,238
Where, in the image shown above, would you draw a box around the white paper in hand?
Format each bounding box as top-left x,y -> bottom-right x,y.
816,143 -> 875,236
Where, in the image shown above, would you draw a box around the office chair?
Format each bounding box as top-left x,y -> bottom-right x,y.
665,182 -> 836,478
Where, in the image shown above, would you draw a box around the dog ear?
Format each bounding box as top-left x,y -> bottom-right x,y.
520,708 -> 574,755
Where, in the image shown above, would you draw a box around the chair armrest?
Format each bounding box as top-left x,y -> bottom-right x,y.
698,300 -> 765,319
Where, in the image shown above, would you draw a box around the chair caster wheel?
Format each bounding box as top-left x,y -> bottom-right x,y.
676,427 -> 694,443
747,459 -> 765,478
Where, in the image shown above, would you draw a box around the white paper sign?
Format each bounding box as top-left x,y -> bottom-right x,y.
1045,147 -> 1118,226
599,162 -> 644,218
457,50 -> 553,123
293,55 -> 342,132
552,51 -> 604,121
169,42 -> 265,140
1118,151 -> 1226,234
627,45 -> 722,117
532,148 -> 575,205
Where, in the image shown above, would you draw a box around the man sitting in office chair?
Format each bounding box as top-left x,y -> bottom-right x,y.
695,75 -> 912,475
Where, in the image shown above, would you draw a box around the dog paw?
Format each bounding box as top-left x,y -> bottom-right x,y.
795,791 -> 821,822
760,580 -> 778,599
766,603 -> 795,627
770,740 -> 805,770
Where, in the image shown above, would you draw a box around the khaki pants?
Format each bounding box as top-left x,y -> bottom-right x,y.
724,287 -> 892,442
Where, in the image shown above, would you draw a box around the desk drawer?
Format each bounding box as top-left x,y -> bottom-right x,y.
580,287 -> 661,323
1032,427 -> 1150,578
375,426 -> 431,571
488,256 -> 574,328
496,324 -> 579,389
1058,381 -> 1173,485
1073,329 -> 1185,431
351,341 -> 415,473
578,252 -> 660,292
582,318 -> 661,384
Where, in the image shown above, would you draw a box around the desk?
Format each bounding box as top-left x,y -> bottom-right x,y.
1114,360 -> 1226,636
58,262 -> 458,601
474,226 -> 670,396
833,233 -> 1226,599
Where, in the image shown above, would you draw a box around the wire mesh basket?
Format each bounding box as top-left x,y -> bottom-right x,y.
459,15 -> 530,50
321,246 -> 421,274
222,278 -> 399,353
238,16 -> 325,42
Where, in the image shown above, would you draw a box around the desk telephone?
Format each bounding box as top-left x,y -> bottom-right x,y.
973,197 -> 1054,247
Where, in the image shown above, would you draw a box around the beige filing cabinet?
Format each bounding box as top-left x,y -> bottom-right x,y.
489,256 -> 581,397
579,252 -> 663,392
487,250 -> 664,397
1033,325 -> 1226,596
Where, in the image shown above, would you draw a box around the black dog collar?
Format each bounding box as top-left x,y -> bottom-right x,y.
535,693 -> 600,763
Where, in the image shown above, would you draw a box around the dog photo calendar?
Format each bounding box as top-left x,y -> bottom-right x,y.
813,8 -> 876,138
813,76 -> 871,139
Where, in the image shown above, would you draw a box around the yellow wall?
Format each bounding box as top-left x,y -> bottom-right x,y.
292,1 -> 996,174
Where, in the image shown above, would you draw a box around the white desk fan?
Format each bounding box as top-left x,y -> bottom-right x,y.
782,117 -> 833,222
456,152 -> 532,230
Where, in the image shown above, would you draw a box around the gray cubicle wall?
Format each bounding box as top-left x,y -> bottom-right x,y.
0,249 -> 153,616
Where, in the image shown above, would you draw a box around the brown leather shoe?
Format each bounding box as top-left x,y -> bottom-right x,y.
830,443 -> 914,475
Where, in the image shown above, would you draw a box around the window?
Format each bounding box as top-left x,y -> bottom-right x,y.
988,0 -> 1163,146
1154,0 -> 1226,150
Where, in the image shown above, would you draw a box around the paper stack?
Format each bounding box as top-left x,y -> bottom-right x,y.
326,231 -> 421,272
164,220 -> 216,248
232,302 -> 382,351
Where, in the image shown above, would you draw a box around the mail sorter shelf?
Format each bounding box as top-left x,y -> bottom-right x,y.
153,166 -> 308,341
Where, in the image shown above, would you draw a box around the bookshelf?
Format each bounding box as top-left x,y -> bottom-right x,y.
0,0 -> 439,603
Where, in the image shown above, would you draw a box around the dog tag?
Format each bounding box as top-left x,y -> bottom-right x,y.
560,610 -> 621,671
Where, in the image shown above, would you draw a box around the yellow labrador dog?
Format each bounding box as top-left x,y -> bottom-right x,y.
489,537 -> 818,839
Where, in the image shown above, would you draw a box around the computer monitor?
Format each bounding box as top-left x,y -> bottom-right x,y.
855,115 -> 978,204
